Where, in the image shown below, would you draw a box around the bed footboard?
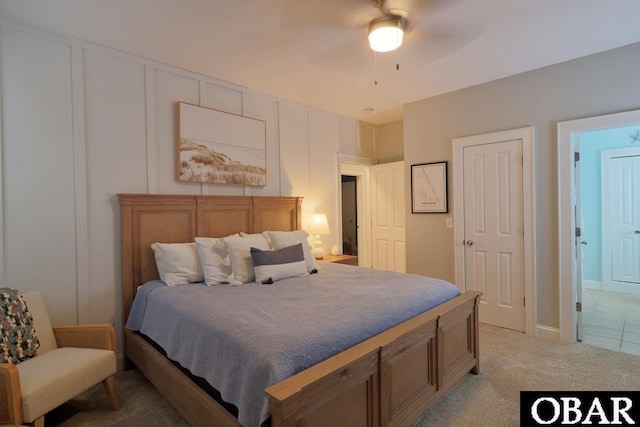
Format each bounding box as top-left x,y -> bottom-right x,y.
266,291 -> 481,427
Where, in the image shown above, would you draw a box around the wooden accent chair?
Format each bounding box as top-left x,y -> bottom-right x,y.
0,292 -> 119,426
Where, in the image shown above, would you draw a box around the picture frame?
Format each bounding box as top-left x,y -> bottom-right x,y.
411,162 -> 448,213
177,102 -> 267,186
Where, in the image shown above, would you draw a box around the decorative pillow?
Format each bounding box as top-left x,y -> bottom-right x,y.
250,243 -> 308,284
0,288 -> 40,364
222,234 -> 270,285
151,242 -> 203,286
266,230 -> 318,273
240,232 -> 272,246
195,235 -> 238,286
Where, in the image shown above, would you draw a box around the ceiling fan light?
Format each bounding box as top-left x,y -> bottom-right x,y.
368,17 -> 404,53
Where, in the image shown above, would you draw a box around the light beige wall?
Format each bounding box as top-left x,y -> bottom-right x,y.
404,42 -> 640,329
375,120 -> 404,163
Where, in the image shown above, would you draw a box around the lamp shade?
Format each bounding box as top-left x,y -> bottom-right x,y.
368,17 -> 404,53
308,213 -> 330,235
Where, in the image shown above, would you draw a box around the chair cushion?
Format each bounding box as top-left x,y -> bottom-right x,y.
16,347 -> 116,422
21,292 -> 57,355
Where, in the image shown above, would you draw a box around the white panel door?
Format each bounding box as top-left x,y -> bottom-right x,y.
371,162 -> 406,272
463,139 -> 525,331
609,155 -> 640,284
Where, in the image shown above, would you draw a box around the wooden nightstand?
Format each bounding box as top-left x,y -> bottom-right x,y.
321,254 -> 358,266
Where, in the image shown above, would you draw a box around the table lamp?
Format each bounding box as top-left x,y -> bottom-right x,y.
308,213 -> 330,259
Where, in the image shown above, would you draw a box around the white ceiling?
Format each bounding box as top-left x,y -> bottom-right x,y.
2,0 -> 640,124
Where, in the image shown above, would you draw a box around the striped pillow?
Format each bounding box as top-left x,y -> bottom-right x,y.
250,244 -> 308,284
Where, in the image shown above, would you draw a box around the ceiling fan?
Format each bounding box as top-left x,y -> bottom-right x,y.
368,0 -> 409,52
281,0 -> 476,77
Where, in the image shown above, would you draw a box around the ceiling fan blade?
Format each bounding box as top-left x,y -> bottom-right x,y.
385,0 -> 454,16
402,21 -> 484,64
280,0 -> 376,29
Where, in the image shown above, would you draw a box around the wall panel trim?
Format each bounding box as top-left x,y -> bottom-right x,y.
71,44 -> 90,324
144,66 -> 157,194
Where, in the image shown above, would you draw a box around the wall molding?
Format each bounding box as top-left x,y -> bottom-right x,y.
0,16 -> 356,131
0,16 -> 369,355
144,66 -> 158,194
71,44 -> 90,324
0,17 -> 245,93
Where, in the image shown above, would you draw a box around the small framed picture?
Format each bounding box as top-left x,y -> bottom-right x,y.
411,162 -> 448,213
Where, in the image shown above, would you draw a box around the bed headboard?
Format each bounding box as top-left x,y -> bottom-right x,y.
118,194 -> 303,324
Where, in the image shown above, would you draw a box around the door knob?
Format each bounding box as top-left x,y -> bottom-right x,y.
464,240 -> 474,246
635,230 -> 640,234
580,241 -> 588,245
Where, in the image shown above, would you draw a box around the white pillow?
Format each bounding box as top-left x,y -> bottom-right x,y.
240,232 -> 272,247
195,234 -> 238,286
151,242 -> 203,286
266,230 -> 318,273
222,234 -> 271,284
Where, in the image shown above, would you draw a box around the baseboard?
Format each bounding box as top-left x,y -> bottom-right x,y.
536,325 -> 560,342
582,280 -> 602,291
603,281 -> 640,295
117,353 -> 125,372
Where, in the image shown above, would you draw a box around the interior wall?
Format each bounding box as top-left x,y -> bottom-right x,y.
374,120 -> 404,163
0,21 -> 373,358
404,42 -> 640,329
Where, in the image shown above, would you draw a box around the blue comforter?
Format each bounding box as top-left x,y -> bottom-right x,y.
126,262 -> 460,427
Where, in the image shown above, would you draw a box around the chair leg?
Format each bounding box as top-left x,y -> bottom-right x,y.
102,375 -> 120,410
28,416 -> 44,427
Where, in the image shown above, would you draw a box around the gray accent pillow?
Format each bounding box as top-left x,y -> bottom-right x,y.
250,243 -> 308,284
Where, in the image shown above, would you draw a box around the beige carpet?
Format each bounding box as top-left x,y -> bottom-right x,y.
47,324 -> 640,426
412,324 -> 640,426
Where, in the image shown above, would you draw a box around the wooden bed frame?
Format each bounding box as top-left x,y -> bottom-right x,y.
118,193 -> 481,427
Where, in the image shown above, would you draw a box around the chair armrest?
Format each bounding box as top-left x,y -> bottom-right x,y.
0,363 -> 23,425
53,324 -> 116,352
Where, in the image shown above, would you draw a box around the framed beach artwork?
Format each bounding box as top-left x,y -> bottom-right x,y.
411,162 -> 448,213
177,102 -> 267,186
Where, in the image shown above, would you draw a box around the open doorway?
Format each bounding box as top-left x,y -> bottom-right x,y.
558,109 -> 640,357
341,175 -> 358,256
578,127 -> 640,354
339,162 -> 371,267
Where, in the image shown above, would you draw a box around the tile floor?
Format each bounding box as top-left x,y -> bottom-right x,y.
582,289 -> 640,355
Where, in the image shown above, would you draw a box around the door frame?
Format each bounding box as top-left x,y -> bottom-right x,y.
338,156 -> 372,268
557,109 -> 640,343
453,126 -> 536,336
602,146 -> 640,294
